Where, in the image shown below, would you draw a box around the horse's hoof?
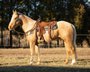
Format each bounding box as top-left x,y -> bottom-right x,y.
71,59 -> 76,65
29,62 -> 33,65
36,62 -> 40,65
64,60 -> 68,64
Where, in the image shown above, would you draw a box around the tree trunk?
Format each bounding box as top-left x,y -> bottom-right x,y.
10,31 -> 12,48
0,27 -> 3,48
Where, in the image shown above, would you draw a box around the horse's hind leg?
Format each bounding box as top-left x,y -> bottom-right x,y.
35,45 -> 40,64
64,41 -> 76,65
71,44 -> 77,65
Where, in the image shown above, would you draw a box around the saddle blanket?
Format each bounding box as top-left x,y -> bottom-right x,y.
44,24 -> 58,31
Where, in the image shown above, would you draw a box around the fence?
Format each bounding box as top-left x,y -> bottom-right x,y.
0,29 -> 90,48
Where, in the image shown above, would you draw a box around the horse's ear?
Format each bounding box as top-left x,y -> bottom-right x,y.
14,10 -> 17,13
12,10 -> 17,13
13,10 -> 15,13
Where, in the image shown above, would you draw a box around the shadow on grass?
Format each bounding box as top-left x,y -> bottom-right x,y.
0,65 -> 90,72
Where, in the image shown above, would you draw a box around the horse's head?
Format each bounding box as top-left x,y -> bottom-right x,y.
8,10 -> 22,30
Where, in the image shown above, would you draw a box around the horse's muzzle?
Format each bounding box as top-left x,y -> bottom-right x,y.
8,25 -> 13,31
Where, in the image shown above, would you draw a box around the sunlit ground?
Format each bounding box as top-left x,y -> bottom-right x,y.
0,48 -> 90,72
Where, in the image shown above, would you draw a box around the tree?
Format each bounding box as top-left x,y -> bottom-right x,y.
0,0 -> 90,47
0,0 -> 3,47
74,4 -> 85,29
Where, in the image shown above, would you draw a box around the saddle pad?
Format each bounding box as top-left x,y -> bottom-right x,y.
44,24 -> 58,31
44,26 -> 49,31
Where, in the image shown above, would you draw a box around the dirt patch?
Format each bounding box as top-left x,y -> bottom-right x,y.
0,48 -> 90,72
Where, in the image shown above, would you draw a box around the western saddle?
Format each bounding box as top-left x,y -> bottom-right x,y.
37,19 -> 57,40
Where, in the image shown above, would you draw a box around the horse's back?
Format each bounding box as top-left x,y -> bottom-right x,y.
57,21 -> 72,28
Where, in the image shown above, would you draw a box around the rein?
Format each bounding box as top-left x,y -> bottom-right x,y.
12,28 -> 24,35
12,19 -> 39,36
25,21 -> 37,35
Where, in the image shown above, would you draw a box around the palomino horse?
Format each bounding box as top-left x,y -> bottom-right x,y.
8,10 -> 77,65
8,10 -> 40,65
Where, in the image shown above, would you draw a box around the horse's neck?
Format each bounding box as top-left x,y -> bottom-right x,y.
20,15 -> 36,32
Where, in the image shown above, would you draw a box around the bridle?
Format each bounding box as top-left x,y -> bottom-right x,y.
11,13 -> 40,36
11,13 -> 24,35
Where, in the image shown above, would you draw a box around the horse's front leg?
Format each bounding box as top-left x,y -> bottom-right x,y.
29,41 -> 35,65
64,41 -> 70,64
35,45 -> 40,64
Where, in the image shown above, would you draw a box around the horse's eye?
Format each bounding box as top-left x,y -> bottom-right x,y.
15,17 -> 17,20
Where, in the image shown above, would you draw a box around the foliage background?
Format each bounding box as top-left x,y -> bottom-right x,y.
0,0 -> 90,31
0,0 -> 90,47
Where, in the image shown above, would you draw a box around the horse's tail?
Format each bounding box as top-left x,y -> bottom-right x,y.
72,24 -> 77,47
71,24 -> 77,59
